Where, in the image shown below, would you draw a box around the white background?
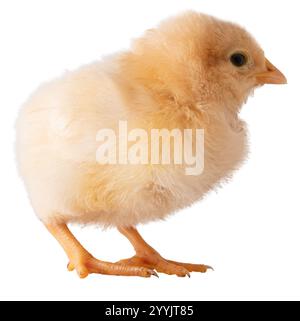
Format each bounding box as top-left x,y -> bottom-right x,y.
0,0 -> 299,301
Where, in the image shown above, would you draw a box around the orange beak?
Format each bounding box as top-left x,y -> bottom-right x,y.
256,59 -> 287,85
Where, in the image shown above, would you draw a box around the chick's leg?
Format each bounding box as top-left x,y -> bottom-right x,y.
118,226 -> 212,277
45,223 -> 157,278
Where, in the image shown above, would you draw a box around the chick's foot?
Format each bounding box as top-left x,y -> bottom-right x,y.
45,222 -> 158,279
117,254 -> 211,277
117,255 -> 187,277
67,254 -> 158,279
118,226 -> 213,277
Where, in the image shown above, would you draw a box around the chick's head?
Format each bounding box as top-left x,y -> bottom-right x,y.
130,11 -> 286,114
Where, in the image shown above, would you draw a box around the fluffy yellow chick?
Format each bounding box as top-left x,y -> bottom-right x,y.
16,11 -> 286,278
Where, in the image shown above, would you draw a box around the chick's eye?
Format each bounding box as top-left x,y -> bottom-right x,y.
230,53 -> 248,67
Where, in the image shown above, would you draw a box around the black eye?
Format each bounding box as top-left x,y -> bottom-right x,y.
230,53 -> 248,67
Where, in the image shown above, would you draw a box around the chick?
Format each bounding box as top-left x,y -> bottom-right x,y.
16,11 -> 286,278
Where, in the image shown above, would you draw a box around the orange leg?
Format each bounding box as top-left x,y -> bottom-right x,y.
45,223 -> 158,278
117,226 -> 212,277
